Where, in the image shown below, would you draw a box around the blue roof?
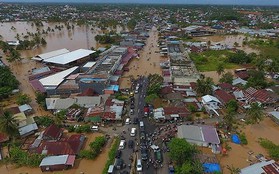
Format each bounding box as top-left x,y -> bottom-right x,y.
106,85 -> 119,91
231,134 -> 241,144
203,163 -> 221,173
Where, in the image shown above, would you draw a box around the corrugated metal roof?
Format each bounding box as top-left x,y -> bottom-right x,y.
43,49 -> 95,65
177,125 -> 203,142
33,48 -> 70,61
39,155 -> 69,166
241,160 -> 279,174
39,66 -> 78,87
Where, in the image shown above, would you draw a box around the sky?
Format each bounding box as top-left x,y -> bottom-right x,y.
1,0 -> 279,5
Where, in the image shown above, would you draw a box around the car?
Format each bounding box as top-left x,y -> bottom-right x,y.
128,140 -> 134,148
154,150 -> 163,163
169,165 -> 175,174
133,117 -> 139,124
141,148 -> 148,160
115,150 -> 122,158
130,104 -> 135,109
136,159 -> 142,172
114,158 -> 125,170
140,132 -> 146,140
130,109 -> 134,115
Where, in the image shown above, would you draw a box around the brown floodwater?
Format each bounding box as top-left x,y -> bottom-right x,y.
119,26 -> 168,89
194,35 -> 259,54
0,21 -> 123,58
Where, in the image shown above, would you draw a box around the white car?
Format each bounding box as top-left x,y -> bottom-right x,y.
136,159 -> 142,172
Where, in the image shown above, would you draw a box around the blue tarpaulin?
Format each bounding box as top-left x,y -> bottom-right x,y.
203,163 -> 221,173
231,134 -> 241,144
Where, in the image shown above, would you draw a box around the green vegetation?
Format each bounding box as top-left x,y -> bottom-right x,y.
246,102 -> 264,124
115,92 -> 129,101
147,74 -> 163,96
226,100 -> 238,113
79,136 -> 106,160
34,116 -> 54,127
258,138 -> 279,160
246,70 -> 273,89
35,92 -> 47,109
168,138 -> 202,174
0,111 -> 19,140
196,76 -> 214,96
190,50 -> 239,72
0,66 -> 19,100
95,34 -> 121,45
238,133 -> 248,145
102,138 -> 120,174
219,72 -> 234,84
16,93 -> 32,105
7,146 -> 45,167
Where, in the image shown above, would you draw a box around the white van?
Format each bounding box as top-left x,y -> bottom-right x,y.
119,140 -> 125,150
136,159 -> 142,172
91,125 -> 99,131
130,128 -> 136,137
107,165 -> 114,174
125,118 -> 131,125
139,121 -> 144,128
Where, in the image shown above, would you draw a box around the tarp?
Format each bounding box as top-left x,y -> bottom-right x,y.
203,163 -> 221,173
231,134 -> 241,144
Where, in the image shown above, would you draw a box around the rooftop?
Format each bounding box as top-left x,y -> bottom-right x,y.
43,49 -> 95,65
32,48 -> 70,61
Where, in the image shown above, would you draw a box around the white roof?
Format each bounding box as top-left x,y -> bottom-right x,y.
269,111 -> 279,120
19,123 -> 38,136
232,78 -> 247,86
202,95 -> 221,103
43,49 -> 95,65
32,48 -> 70,61
83,61 -> 96,68
240,160 -> 277,174
39,66 -> 78,87
40,155 -> 69,166
46,98 -> 75,110
19,104 -> 32,112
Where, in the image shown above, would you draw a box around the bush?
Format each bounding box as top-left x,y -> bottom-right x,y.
34,116 -> 54,127
79,150 -> 95,160
79,136 -> 107,160
102,138 -> 120,174
239,133 -> 248,145
259,138 -> 279,160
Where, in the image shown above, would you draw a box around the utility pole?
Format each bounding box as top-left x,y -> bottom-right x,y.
85,24 -> 90,49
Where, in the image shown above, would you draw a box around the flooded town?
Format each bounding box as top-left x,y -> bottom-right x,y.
0,1 -> 279,174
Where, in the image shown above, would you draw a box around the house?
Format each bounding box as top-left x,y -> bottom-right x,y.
18,104 -> 33,115
202,95 -> 221,110
39,155 -> 75,172
218,83 -> 233,92
268,111 -> 279,125
177,125 -> 221,154
233,90 -> 247,102
103,98 -> 124,120
232,77 -> 247,86
153,108 -> 165,120
240,160 -> 279,174
163,107 -> 191,120
37,134 -> 85,155
42,124 -> 63,141
214,89 -> 235,105
244,87 -> 275,105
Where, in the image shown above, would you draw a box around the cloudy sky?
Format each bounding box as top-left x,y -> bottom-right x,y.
1,0 -> 279,5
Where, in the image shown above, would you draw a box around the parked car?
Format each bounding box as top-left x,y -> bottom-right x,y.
115,150 -> 122,159
169,165 -> 175,174
141,148 -> 148,160
136,159 -> 142,172
133,117 -> 138,124
128,140 -> 134,148
114,158 -> 125,170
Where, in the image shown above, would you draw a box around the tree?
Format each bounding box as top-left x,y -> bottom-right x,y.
196,76 -> 214,96
226,100 -> 238,113
216,63 -> 225,76
16,93 -> 32,105
35,92 -> 47,109
246,70 -> 268,89
168,138 -> 198,166
219,72 -> 234,84
41,37 -> 47,45
223,111 -> 236,131
246,102 -> 264,124
54,110 -> 67,125
227,165 -> 241,174
0,111 -> 19,140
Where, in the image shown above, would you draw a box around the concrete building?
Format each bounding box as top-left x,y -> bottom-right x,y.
39,155 -> 75,172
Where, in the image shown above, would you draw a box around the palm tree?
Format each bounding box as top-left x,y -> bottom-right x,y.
246,102 -> 264,124
0,111 -> 19,140
216,63 -> 225,76
223,111 -> 236,131
227,165 -> 241,174
196,76 -> 214,96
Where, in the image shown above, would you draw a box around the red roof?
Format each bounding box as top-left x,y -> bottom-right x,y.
214,89 -> 235,104
78,88 -> 95,96
102,111 -> 116,120
163,107 -> 190,116
262,162 -> 279,174
105,99 -> 113,106
160,86 -> 173,95
43,124 -> 63,140
37,134 -> 85,155
66,155 -> 76,166
218,83 -> 233,90
253,89 -> 274,103
235,71 -> 249,80
190,82 -> 197,90
6,107 -> 20,115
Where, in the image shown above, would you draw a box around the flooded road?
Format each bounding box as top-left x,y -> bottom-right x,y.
194,34 -> 259,54
119,27 -> 168,89
0,22 -> 123,58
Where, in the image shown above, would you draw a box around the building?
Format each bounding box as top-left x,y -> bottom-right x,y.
268,111 -> 279,125
42,124 -> 63,141
202,95 -> 221,110
39,155 -> 75,172
177,125 -> 220,153
214,89 -> 235,105
32,48 -> 70,61
240,160 -> 279,174
43,49 -> 95,67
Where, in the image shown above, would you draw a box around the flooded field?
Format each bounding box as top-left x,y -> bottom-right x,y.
0,133 -> 110,174
220,117 -> 279,173
119,27 -> 168,89
194,34 -> 259,54
0,21 -> 123,58
202,69 -> 236,83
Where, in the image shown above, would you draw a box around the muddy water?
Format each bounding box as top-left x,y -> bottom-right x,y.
119,27 -> 168,88
0,133 -> 110,174
194,35 -> 259,54
0,22 -> 123,58
202,69 -> 236,84
220,117 -> 279,173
